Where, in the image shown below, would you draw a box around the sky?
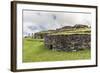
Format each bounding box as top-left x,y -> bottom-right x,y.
23,10 -> 91,36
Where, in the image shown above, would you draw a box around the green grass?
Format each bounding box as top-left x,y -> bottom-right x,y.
49,28 -> 91,35
23,38 -> 91,62
34,27 -> 91,36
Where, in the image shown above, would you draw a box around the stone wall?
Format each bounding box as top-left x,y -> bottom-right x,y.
34,30 -> 55,39
33,24 -> 90,39
34,32 -> 48,39
44,34 -> 91,51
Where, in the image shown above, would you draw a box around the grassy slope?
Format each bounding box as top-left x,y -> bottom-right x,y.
50,28 -> 91,35
23,38 -> 91,62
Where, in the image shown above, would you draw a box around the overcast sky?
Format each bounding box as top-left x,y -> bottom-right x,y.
23,10 -> 91,36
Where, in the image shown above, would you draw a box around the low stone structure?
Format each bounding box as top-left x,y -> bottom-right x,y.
33,24 -> 89,39
34,30 -> 55,39
44,34 -> 91,51
34,32 -> 48,39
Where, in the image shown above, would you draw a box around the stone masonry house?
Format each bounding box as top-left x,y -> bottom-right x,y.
33,24 -> 91,52
44,34 -> 91,51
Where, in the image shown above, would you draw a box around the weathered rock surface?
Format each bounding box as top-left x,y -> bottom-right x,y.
33,24 -> 91,52
44,34 -> 91,51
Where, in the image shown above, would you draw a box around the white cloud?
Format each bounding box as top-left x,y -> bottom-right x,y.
23,10 -> 91,36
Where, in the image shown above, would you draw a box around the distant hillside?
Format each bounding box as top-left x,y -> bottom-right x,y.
33,24 -> 91,39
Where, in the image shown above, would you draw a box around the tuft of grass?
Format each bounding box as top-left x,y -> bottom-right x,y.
23,38 -> 91,62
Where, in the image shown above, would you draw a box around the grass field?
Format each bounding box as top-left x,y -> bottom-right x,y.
23,38 -> 91,62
